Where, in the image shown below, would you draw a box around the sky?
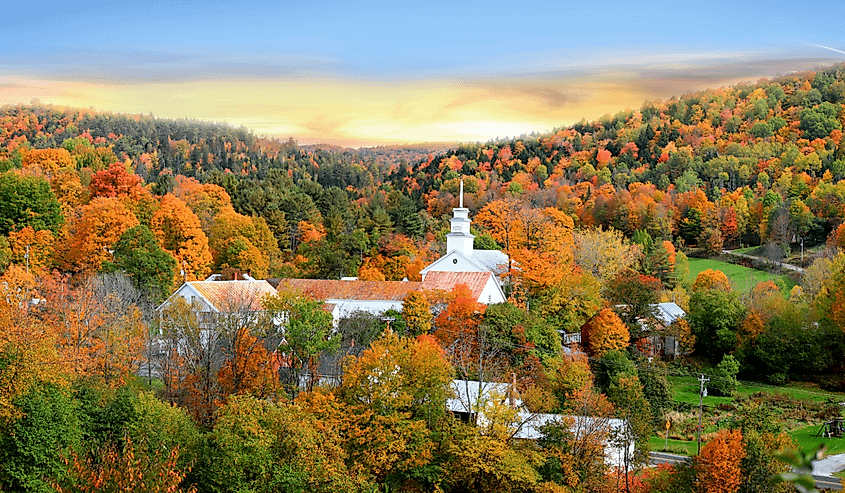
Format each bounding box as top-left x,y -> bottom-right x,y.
1,0 -> 844,147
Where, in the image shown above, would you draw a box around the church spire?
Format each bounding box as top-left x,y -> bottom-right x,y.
446,178 -> 474,255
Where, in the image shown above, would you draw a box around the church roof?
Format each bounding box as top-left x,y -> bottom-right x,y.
420,271 -> 496,301
276,278 -> 422,301
472,249 -> 509,273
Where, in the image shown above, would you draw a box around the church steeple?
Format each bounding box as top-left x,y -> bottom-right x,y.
446,180 -> 474,255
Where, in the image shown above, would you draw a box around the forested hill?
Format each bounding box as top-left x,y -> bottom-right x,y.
390,63 -> 845,246
0,105 -> 452,193
3,64 -> 845,285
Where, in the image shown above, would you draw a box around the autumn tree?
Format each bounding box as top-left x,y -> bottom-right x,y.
204,394 -> 363,492
103,225 -> 177,303
55,435 -> 196,493
7,226 -> 54,274
538,270 -> 604,333
401,290 -> 433,336
691,268 -> 732,293
696,429 -> 746,493
172,176 -> 231,230
208,205 -> 280,278
149,194 -> 212,281
475,198 -> 523,266
88,161 -> 144,199
337,331 -> 453,485
65,197 -> 139,273
212,292 -> 279,398
0,267 -> 66,423
21,148 -> 75,177
158,297 -> 221,425
538,385 -> 616,491
604,269 -> 661,331
582,308 -> 629,357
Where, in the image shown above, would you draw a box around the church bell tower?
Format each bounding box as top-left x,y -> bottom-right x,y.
446,180 -> 474,256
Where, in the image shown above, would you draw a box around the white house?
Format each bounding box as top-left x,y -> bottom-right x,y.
275,270 -> 506,325
156,279 -> 278,319
447,378 -> 635,468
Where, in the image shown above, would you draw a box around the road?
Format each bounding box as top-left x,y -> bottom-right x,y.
649,452 -> 842,490
722,249 -> 806,274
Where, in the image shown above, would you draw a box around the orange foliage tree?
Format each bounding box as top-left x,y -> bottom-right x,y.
696,428 -> 746,493
65,197 -> 139,273
55,436 -> 196,493
38,272 -> 146,385
150,194 -> 212,281
433,284 -> 485,350
173,175 -> 231,229
88,161 -> 144,199
7,226 -> 54,274
692,268 -> 732,293
582,308 -> 629,357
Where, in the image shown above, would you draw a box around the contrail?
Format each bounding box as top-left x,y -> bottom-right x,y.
808,43 -> 845,55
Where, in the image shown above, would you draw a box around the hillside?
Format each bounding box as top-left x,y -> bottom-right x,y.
3,64 -> 845,493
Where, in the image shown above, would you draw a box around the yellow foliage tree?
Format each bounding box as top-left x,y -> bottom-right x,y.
0,266 -> 66,423
22,148 -> 75,177
401,291 -> 432,336
7,227 -> 54,274
339,331 -> 453,483
692,268 -> 732,293
208,205 -> 280,276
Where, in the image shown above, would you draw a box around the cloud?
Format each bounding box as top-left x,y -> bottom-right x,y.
2,56 -> 841,147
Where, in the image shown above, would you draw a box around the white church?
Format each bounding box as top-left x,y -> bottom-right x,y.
158,182 -> 509,323
419,184 -> 509,282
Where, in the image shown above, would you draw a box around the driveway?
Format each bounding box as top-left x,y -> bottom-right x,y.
722,249 -> 806,274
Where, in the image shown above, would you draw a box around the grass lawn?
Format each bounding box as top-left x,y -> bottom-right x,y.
649,434 -> 699,456
789,424 -> 845,456
670,375 -> 845,405
686,258 -> 796,294
659,376 -> 845,457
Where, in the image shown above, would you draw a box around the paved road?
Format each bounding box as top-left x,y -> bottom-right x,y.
649,452 -> 842,490
722,249 -> 806,274
649,451 -> 689,467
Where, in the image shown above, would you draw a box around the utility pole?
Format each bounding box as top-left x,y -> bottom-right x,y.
697,373 -> 709,454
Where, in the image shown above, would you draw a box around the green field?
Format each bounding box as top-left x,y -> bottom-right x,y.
670,376 -> 842,406
656,376 -> 845,457
789,424 -> 845,456
686,258 -> 796,294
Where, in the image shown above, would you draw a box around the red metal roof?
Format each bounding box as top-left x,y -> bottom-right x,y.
189,280 -> 277,311
421,271 -> 492,301
276,279 -> 422,301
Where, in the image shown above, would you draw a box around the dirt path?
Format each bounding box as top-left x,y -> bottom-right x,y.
721,249 -> 806,274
